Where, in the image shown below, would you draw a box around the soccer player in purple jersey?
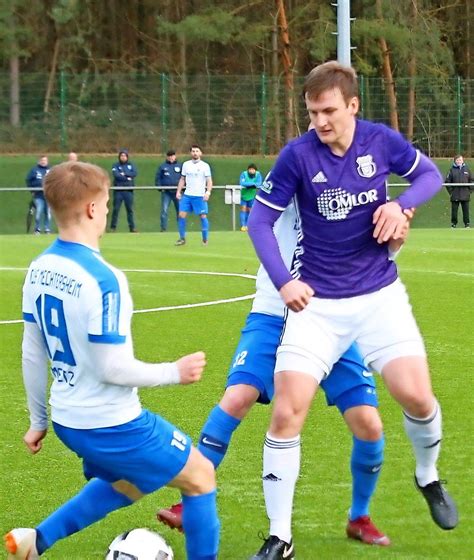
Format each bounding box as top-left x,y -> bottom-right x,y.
247,61 -> 458,558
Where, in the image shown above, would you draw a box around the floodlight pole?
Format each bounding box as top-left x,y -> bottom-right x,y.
333,0 -> 352,66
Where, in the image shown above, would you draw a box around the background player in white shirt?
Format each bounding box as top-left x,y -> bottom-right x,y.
4,161 -> 219,560
175,144 -> 213,246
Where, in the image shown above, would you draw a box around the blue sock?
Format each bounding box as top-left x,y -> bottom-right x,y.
240,211 -> 247,227
350,436 -> 384,520
178,217 -> 186,239
201,217 -> 209,242
35,478 -> 132,554
198,405 -> 241,469
182,491 -> 220,560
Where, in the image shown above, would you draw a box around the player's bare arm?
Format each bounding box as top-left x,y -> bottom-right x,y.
203,177 -> 213,201
176,177 -> 185,200
279,279 -> 314,312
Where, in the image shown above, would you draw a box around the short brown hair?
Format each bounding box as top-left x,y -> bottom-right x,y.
303,61 -> 358,104
44,161 -> 109,223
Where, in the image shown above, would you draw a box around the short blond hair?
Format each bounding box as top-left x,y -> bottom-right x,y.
44,162 -> 109,223
303,61 -> 358,104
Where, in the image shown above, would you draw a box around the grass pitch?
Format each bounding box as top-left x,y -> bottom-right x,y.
0,229 -> 472,559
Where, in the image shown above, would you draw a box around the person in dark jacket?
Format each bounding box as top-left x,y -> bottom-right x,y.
445,155 -> 472,228
110,149 -> 138,232
155,150 -> 181,232
26,155 -> 51,234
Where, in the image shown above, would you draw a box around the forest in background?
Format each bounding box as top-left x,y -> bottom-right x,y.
0,0 -> 472,155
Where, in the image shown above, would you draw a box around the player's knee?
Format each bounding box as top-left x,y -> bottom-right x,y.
356,411 -> 383,441
271,400 -> 306,434
404,394 -> 435,419
221,386 -> 257,419
191,455 -> 216,495
345,405 -> 383,441
173,450 -> 216,496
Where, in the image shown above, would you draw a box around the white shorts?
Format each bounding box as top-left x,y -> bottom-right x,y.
276,278 -> 426,381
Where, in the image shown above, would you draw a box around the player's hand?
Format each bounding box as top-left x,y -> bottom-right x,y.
23,428 -> 47,454
203,191 -> 210,201
176,192 -> 182,200
176,351 -> 206,384
279,279 -> 314,312
387,207 -> 416,252
372,201 -> 407,244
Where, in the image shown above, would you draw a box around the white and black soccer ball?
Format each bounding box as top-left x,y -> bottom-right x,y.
105,528 -> 174,560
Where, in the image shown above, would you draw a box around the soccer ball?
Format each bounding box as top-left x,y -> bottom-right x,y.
105,528 -> 174,560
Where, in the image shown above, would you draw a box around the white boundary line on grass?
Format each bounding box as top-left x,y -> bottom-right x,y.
401,268 -> 473,278
0,268 -> 257,325
1,266 -> 472,325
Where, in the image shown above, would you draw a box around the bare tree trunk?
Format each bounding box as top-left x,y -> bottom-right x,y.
375,0 -> 398,131
271,19 -> 281,150
276,0 -> 295,141
466,0 -> 471,79
465,0 -> 472,155
10,55 -> 20,127
406,0 -> 417,140
44,38 -> 60,114
205,49 -> 211,147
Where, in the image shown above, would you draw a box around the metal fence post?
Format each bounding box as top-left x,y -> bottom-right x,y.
261,73 -> 267,156
161,72 -> 168,153
456,76 -> 462,154
359,74 -> 365,118
59,70 -> 67,152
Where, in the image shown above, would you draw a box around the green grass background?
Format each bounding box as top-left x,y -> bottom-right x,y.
0,229 -> 473,559
0,155 -> 455,234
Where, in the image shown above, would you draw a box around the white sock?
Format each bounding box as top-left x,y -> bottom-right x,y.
403,400 -> 442,486
262,432 -> 301,544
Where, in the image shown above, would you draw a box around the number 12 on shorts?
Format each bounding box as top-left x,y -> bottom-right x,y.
233,350 -> 248,368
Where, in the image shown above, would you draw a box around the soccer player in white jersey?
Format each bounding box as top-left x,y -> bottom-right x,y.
247,61 -> 458,558
175,144 -> 213,246
4,162 -> 219,560
157,203 -> 418,555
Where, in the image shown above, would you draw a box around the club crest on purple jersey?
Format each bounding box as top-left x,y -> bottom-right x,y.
356,154 -> 377,178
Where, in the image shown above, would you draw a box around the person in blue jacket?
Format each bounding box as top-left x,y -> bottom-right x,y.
26,155 -> 51,234
155,150 -> 182,232
110,149 -> 138,232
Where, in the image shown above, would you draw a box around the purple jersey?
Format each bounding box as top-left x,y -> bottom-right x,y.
254,120 -> 440,298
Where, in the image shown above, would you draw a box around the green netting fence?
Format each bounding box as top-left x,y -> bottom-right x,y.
0,73 -> 472,156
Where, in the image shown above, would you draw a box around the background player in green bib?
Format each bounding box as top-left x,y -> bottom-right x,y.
239,163 -> 263,231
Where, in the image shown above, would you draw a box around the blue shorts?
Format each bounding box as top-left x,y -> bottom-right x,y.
179,194 -> 208,215
240,198 -> 255,209
53,409 -> 191,494
226,313 -> 378,412
226,313 -> 283,404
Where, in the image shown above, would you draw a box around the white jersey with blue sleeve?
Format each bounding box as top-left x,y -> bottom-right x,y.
251,203 -> 299,318
22,239 -> 141,429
